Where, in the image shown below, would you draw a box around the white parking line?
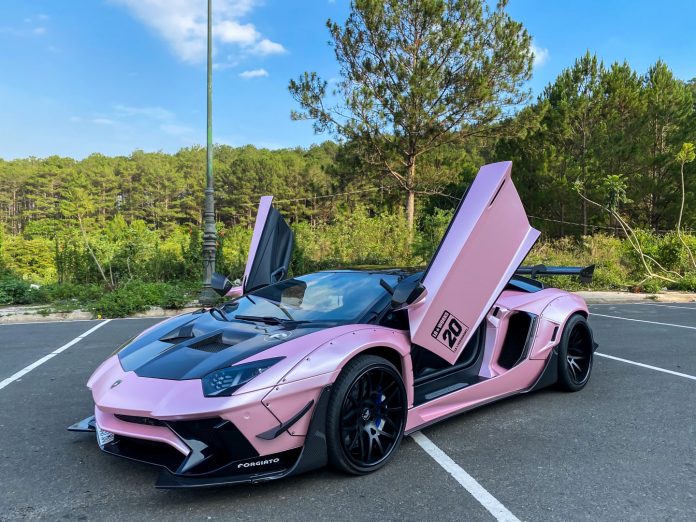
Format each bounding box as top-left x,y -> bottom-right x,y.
0,320 -> 111,391
411,431 -> 521,522
596,352 -> 696,381
590,313 -> 696,330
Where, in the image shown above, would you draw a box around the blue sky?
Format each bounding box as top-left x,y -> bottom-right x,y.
1,0 -> 695,160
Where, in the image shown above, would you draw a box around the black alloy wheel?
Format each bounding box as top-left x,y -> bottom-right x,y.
326,355 -> 406,474
557,314 -> 594,392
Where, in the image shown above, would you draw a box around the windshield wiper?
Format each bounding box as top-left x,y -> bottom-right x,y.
209,306 -> 230,321
234,314 -> 308,326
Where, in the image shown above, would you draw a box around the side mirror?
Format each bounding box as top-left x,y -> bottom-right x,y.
211,272 -> 233,297
391,279 -> 427,310
225,285 -> 244,298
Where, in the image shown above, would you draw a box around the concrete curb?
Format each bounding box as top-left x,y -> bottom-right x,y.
0,306 -> 201,324
577,291 -> 696,304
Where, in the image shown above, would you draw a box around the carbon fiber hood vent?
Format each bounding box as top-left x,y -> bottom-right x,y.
188,335 -> 230,354
117,311 -> 322,380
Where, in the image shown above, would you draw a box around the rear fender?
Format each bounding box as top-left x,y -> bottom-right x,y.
530,294 -> 589,360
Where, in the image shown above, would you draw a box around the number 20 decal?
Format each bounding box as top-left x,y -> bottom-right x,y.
442,318 -> 462,348
431,310 -> 469,352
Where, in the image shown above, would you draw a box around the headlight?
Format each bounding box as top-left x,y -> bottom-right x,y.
201,357 -> 284,397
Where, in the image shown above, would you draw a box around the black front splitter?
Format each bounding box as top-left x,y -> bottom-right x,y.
68,385 -> 333,489
67,415 -> 96,433
154,385 -> 331,489
155,465 -> 291,489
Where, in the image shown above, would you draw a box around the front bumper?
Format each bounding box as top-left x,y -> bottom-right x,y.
69,385 -> 332,489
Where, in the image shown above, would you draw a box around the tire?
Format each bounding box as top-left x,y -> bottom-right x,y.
556,314 -> 594,392
326,355 -> 407,475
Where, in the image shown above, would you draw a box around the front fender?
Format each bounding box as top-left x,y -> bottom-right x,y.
278,326 -> 413,407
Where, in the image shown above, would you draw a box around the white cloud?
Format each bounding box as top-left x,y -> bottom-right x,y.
3,14 -> 49,37
216,19 -> 259,45
531,44 -> 549,68
253,38 -> 286,56
239,68 -> 268,79
112,0 -> 286,63
75,105 -> 197,144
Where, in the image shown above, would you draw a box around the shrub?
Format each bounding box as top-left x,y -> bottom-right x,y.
89,281 -> 196,318
0,276 -> 31,304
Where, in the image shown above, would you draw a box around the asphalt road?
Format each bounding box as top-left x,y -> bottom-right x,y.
0,303 -> 695,521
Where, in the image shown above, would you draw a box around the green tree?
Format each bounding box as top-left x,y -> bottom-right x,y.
542,52 -> 605,234
642,61 -> 694,230
289,0 -> 533,234
61,176 -> 113,288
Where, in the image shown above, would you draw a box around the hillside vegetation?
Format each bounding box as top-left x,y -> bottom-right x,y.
1,5 -> 695,316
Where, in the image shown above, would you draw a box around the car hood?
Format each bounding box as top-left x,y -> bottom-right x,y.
117,311 -> 326,380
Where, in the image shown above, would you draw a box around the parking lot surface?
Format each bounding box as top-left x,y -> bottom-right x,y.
1,303 -> 694,521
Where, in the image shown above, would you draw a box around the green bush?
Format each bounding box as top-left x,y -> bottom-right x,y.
41,282 -> 105,303
0,276 -> 31,304
89,281 -> 196,318
675,273 -> 696,292
2,206 -> 696,313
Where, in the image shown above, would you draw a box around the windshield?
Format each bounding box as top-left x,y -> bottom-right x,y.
222,271 -> 400,324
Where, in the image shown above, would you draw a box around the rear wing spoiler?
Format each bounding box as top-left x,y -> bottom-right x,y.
515,264 -> 595,284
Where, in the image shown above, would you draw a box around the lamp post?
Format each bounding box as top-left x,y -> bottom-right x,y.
200,0 -> 217,305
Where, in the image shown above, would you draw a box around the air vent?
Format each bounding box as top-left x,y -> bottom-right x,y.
115,414 -> 165,426
160,322 -> 196,344
190,341 -> 229,353
188,332 -> 231,353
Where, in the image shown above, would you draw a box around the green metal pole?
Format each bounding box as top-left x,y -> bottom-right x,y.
200,0 -> 217,305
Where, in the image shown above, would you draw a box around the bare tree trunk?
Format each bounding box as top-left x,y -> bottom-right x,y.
582,198 -> 588,235
406,158 -> 416,243
582,131 -> 588,235
77,214 -> 112,288
406,189 -> 415,236
677,160 -> 696,268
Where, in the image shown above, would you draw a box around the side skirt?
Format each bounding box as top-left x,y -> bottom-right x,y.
405,350 -> 558,436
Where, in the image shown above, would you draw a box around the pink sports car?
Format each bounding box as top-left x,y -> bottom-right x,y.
70,161 -> 597,488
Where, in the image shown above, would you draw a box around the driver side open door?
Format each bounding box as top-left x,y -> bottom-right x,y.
242,196 -> 294,294
408,162 -> 540,364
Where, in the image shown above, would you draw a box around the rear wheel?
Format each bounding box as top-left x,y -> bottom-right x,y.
326,355 -> 406,475
557,314 -> 593,392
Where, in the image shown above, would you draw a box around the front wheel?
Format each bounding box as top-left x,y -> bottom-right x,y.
557,314 -> 594,392
326,355 -> 406,475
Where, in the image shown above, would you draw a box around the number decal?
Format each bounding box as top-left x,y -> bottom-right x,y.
431,310 -> 469,352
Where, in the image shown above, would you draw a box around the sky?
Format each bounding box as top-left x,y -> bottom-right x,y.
0,0 -> 695,160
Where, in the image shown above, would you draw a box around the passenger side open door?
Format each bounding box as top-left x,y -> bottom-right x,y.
408,162 -> 540,364
242,196 -> 294,294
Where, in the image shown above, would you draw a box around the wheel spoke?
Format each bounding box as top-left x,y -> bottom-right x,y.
565,324 -> 592,385
376,427 -> 395,440
374,435 -> 384,456
339,365 -> 404,468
